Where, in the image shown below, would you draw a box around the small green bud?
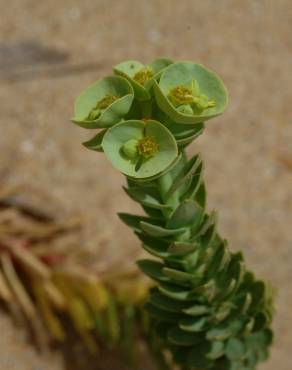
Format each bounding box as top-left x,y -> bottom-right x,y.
122,139 -> 139,159
193,94 -> 216,111
87,94 -> 119,121
177,104 -> 194,115
191,79 -> 200,96
122,137 -> 159,160
87,108 -> 100,121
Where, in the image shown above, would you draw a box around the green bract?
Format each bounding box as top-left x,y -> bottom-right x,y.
113,58 -> 173,101
154,106 -> 205,148
154,61 -> 228,124
102,120 -> 178,178
72,75 -> 134,128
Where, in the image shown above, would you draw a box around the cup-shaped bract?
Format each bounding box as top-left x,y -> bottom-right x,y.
154,62 -> 228,124
113,58 -> 173,101
72,76 -> 134,129
102,120 -> 178,179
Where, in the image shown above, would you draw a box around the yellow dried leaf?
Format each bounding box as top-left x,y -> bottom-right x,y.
33,281 -> 65,341
0,253 -> 36,319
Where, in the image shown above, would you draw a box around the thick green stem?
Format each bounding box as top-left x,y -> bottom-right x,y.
141,99 -> 153,119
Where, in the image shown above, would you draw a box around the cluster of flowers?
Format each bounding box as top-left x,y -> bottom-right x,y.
72,59 -> 228,179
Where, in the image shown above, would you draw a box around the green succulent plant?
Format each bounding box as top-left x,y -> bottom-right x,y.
72,58 -> 274,370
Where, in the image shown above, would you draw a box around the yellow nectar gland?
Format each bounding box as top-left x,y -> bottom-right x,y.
168,85 -> 195,106
133,68 -> 154,86
137,137 -> 159,158
96,94 -> 119,110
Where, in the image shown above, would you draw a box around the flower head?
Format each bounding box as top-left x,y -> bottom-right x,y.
133,68 -> 154,86
154,62 -> 228,124
72,75 -> 134,128
102,120 -> 178,179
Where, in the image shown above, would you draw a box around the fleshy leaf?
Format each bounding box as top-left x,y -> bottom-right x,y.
124,186 -> 171,210
149,289 -> 190,313
137,259 -> 169,283
145,302 -> 182,322
226,337 -> 247,361
158,282 -> 199,302
168,241 -> 199,256
183,304 -> 210,316
140,221 -> 186,237
167,200 -> 204,230
163,267 -> 197,283
82,129 -> 107,151
166,154 -> 202,198
168,326 -> 204,346
118,213 -> 152,233
206,340 -> 225,360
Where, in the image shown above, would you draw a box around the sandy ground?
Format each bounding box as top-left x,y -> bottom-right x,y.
0,0 -> 292,369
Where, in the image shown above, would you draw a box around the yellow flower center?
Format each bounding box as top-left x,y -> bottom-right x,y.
168,83 -> 216,112
137,137 -> 159,158
168,85 -> 194,106
96,94 -> 119,109
133,68 -> 154,86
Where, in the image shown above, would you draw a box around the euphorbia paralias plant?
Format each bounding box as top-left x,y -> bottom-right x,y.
72,59 -> 274,370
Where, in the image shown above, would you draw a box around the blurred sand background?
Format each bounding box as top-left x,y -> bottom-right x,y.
0,0 -> 292,369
